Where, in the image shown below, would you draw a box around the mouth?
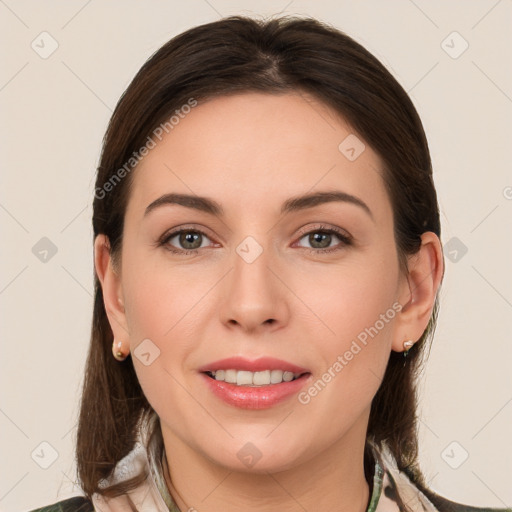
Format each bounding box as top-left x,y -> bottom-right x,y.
198,357 -> 312,409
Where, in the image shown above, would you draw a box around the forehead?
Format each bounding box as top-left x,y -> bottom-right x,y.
126,92 -> 390,220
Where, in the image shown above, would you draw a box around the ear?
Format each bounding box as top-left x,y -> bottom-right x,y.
94,234 -> 131,344
391,231 -> 444,352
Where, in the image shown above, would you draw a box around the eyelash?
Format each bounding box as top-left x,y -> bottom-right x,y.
157,224 -> 352,255
295,225 -> 353,254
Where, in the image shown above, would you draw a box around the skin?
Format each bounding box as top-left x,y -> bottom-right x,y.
95,92 -> 444,512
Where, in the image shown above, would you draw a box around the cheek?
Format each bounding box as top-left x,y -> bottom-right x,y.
293,255 -> 399,405
120,250 -> 215,405
120,256 -> 201,422
299,258 -> 399,344
122,250 -> 206,341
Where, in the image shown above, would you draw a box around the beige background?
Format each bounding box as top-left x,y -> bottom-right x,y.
1,1 -> 511,511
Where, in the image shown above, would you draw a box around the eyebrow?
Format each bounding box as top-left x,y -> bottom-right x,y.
144,191 -> 373,220
145,193 -> 223,217
281,191 -> 373,220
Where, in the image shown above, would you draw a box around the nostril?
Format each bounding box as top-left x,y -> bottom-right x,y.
225,318 -> 276,328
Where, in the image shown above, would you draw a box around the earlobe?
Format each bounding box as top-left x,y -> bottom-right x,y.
392,231 -> 444,352
93,234 -> 130,341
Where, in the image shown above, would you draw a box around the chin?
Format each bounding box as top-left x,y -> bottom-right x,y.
199,436 -> 311,474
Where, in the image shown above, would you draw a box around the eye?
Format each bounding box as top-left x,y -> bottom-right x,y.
160,228 -> 215,253
295,226 -> 352,253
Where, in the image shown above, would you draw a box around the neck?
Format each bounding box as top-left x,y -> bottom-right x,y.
161,418 -> 372,512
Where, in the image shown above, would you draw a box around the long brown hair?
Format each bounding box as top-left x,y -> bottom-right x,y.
77,14 -> 443,504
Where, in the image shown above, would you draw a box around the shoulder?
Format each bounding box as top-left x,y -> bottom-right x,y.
370,442 -> 511,512
27,496 -> 94,512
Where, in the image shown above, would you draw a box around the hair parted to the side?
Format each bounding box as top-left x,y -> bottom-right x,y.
77,14 -> 443,505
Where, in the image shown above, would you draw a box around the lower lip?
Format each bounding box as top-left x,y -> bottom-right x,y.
201,373 -> 311,409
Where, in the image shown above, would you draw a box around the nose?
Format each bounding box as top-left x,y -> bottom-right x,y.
218,242 -> 290,334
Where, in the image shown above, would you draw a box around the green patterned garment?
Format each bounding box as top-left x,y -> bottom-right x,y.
28,432 -> 511,512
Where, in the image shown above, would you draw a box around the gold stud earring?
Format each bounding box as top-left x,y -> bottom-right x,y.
112,340 -> 127,361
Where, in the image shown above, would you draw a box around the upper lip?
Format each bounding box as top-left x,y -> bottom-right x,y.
198,357 -> 309,374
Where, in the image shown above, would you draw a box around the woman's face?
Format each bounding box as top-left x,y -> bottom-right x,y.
103,92 -> 413,472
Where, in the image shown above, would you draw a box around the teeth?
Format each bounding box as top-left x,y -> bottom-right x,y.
282,371 -> 294,382
254,370 -> 271,385
224,369 -> 237,384
237,371 -> 253,386
270,369 -> 283,383
211,369 -> 302,386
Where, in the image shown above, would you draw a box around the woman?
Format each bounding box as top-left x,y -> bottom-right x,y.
29,15 -> 510,512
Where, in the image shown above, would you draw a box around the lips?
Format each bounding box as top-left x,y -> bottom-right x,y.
198,357 -> 311,409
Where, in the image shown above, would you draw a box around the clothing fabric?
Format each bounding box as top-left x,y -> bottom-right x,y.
29,429 -> 511,512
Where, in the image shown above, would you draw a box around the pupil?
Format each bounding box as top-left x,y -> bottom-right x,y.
180,231 -> 201,249
310,232 -> 330,248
